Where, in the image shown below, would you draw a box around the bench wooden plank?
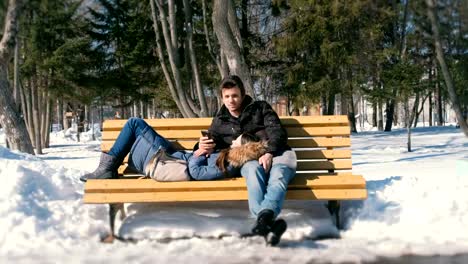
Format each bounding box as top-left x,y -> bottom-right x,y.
84,188 -> 367,203
101,126 -> 351,141
100,138 -> 352,151
84,174 -> 364,192
102,115 -> 350,130
114,159 -> 352,173
116,149 -> 352,165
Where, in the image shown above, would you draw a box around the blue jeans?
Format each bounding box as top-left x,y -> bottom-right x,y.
108,118 -> 188,173
241,160 -> 296,218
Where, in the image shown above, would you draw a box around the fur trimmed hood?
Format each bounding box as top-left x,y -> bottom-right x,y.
216,141 -> 268,173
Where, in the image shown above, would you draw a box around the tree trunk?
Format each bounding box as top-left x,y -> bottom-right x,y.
384,98 -> 395,131
372,102 -> 377,127
349,93 -> 357,133
202,0 -> 224,77
45,97 -> 51,148
25,79 -> 35,144
429,92 -> 433,126
426,0 -> 468,136
149,0 -> 194,117
0,64 -> 34,154
0,0 -> 34,154
13,35 -> 20,112
212,0 -> 255,97
183,0 -> 209,117
40,88 -> 48,149
156,0 -> 196,117
327,93 -> 335,115
31,74 -> 42,154
378,99 -> 384,131
57,98 -> 63,130
405,99 -> 412,152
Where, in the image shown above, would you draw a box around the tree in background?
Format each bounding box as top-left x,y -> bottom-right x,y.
0,0 -> 35,154
425,0 -> 468,137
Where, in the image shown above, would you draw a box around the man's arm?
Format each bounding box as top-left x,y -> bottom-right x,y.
261,102 -> 288,153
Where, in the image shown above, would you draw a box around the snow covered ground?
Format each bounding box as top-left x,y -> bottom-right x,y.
0,125 -> 467,263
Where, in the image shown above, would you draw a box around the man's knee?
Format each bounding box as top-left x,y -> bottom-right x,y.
270,165 -> 295,184
241,160 -> 262,174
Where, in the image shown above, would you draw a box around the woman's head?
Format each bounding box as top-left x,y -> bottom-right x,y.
231,133 -> 260,148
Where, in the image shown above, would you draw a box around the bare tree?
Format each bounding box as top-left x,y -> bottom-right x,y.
0,0 -> 34,154
182,0 -> 208,117
149,0 -> 213,118
212,0 -> 255,97
426,0 -> 468,137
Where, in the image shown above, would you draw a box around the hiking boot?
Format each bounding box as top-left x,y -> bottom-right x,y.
80,152 -> 119,182
266,219 -> 287,246
251,209 -> 275,237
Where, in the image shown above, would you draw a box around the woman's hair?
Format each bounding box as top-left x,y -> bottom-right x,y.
240,133 -> 259,144
216,132 -> 261,174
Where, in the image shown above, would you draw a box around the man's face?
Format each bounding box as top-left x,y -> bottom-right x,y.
222,87 -> 244,115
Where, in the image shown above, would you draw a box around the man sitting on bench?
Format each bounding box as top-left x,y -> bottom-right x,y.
199,75 -> 297,245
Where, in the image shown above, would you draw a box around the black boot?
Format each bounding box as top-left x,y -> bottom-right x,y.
266,219 -> 287,246
80,153 -> 119,182
252,209 -> 275,237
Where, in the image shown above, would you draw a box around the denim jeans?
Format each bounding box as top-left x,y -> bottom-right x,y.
108,117 -> 188,173
240,159 -> 296,218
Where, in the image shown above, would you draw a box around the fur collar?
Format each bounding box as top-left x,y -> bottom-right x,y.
215,141 -> 266,169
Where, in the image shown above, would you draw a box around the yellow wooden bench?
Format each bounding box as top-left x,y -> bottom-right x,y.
83,115 -> 366,241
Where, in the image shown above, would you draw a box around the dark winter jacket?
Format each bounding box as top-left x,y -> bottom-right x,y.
208,95 -> 289,156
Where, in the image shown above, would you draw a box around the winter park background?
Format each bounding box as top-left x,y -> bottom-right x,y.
0,122 -> 467,263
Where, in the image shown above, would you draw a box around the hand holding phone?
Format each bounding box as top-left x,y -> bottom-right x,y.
201,130 -> 211,139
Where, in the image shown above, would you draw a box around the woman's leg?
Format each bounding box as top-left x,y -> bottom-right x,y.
81,117 -> 173,181
108,117 -> 173,163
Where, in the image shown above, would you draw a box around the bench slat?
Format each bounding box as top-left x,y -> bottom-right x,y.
115,159 -> 352,174
100,138 -> 352,152
116,149 -> 351,165
84,174 -> 364,192
101,126 -> 350,140
84,188 -> 367,203
102,115 -> 350,130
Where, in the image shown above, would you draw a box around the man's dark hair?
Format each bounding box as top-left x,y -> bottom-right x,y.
219,75 -> 245,97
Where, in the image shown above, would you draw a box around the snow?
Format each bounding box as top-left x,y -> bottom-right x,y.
0,125 -> 467,263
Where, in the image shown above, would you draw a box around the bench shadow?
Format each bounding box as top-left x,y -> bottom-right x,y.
117,200 -> 340,243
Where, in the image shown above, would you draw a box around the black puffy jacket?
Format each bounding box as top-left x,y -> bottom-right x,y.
209,95 -> 289,155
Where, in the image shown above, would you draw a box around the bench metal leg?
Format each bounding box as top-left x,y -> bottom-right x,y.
327,200 -> 341,230
102,203 -> 126,243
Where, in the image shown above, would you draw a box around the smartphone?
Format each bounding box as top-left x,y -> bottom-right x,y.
201,130 -> 212,139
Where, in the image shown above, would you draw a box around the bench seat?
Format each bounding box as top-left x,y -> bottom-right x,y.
84,173 -> 366,203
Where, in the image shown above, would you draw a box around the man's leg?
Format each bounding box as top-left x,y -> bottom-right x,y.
259,164 -> 296,217
240,160 -> 268,217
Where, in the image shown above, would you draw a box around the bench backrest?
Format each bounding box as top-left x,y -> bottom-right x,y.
100,115 -> 352,175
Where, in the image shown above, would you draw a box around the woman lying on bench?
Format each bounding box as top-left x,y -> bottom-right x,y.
79,118 -> 264,182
